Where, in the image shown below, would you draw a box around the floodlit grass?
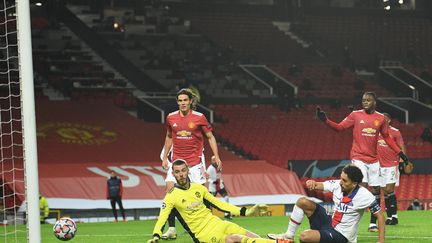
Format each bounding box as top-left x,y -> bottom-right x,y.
2,210 -> 432,242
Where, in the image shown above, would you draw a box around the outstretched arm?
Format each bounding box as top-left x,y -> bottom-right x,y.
152,199 -> 173,239
161,130 -> 173,169
203,188 -> 241,215
325,119 -> 348,132
375,210 -> 386,243
305,180 -> 324,191
206,131 -> 222,169
316,106 -> 353,131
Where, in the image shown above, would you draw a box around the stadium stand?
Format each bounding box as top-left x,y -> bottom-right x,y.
213,104 -> 432,163
291,11 -> 432,67
269,63 -> 395,99
3,1 -> 430,219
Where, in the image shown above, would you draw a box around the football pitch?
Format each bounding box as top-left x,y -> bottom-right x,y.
2,210 -> 432,242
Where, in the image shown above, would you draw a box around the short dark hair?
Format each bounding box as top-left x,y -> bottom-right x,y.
172,159 -> 188,168
342,164 -> 363,184
363,91 -> 377,101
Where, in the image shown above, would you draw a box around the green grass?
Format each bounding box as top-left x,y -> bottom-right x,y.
1,211 -> 432,242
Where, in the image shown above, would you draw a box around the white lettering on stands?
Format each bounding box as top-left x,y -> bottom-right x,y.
87,166 -> 166,187
87,166 -> 140,187
121,166 -> 165,186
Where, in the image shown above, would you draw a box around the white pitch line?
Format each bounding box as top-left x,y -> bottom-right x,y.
358,234 -> 432,239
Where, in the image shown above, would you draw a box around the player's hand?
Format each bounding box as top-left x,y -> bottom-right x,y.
147,236 -> 160,243
316,106 -> 327,122
245,204 -> 268,216
306,180 -> 317,190
162,159 -> 169,170
213,156 -> 222,170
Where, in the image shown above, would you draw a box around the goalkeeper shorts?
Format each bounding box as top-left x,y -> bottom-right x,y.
195,216 -> 247,242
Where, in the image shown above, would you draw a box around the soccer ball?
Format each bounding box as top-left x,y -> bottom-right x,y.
53,217 -> 77,241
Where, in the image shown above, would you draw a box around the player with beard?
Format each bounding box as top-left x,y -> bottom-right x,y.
147,159 -> 290,243
267,164 -> 385,243
160,88 -> 222,239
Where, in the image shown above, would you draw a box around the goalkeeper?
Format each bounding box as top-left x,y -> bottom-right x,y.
147,159 -> 287,243
377,113 -> 412,226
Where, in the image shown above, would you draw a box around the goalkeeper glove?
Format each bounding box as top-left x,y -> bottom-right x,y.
399,161 -> 414,174
316,106 -> 327,122
245,204 -> 268,216
147,236 -> 160,243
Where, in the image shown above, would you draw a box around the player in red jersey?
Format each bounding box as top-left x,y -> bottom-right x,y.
316,91 -> 409,232
160,88 -> 222,239
378,113 -> 406,226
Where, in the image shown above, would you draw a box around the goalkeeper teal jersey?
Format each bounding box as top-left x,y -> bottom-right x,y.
152,182 -> 243,240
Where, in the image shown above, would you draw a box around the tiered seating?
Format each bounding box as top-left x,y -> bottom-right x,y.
31,23 -> 135,107
213,104 -> 431,167
214,104 -> 351,167
405,64 -> 432,84
396,174 -> 432,210
293,14 -> 432,65
269,64 -> 395,98
183,12 -> 311,63
101,31 -> 267,98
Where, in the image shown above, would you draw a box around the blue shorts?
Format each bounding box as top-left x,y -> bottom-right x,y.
308,204 -> 348,243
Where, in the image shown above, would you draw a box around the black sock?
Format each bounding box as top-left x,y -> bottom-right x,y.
384,195 -> 392,218
168,211 -> 176,227
388,192 -> 397,217
370,195 -> 380,224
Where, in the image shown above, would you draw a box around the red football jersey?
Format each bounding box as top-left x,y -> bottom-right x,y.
166,110 -> 212,166
377,126 -> 404,167
334,110 -> 389,163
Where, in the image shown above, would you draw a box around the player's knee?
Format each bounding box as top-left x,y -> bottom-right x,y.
296,196 -> 312,208
299,230 -> 313,242
384,188 -> 394,195
371,186 -> 380,195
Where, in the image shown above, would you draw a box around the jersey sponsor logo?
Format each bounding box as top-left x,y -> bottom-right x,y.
195,191 -> 201,198
176,130 -> 192,139
188,122 -> 196,129
374,120 -> 380,127
186,201 -> 202,212
361,127 -> 377,136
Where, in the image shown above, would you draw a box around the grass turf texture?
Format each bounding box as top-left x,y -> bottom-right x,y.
1,211 -> 431,242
